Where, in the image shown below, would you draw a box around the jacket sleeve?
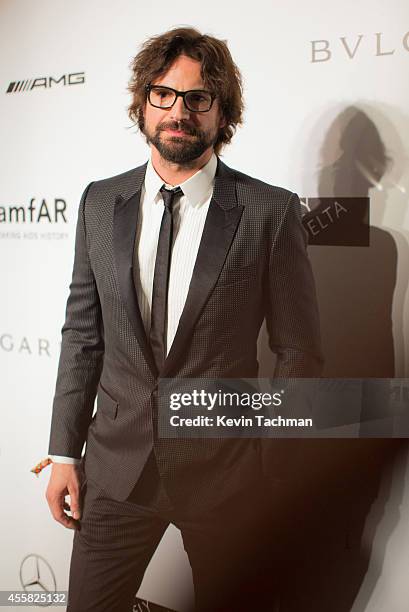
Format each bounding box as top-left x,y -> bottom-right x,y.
48,182 -> 104,458
264,191 -> 323,377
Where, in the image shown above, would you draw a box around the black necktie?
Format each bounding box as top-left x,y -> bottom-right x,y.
149,185 -> 183,371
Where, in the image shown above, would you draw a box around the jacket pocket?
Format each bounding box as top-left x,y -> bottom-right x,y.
216,262 -> 258,288
97,383 -> 119,420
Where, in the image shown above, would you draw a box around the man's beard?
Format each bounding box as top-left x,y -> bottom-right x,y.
145,120 -> 217,165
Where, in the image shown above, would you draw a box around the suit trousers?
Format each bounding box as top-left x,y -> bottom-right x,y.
67,453 -> 278,612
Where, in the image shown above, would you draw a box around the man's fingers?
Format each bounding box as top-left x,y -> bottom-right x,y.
68,483 -> 81,520
46,463 -> 82,528
53,508 -> 77,530
46,492 -> 78,530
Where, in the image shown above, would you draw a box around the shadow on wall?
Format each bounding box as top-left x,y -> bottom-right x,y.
311,105 -> 408,378
257,105 -> 409,611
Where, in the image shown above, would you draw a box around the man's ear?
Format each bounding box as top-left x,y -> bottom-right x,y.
219,113 -> 227,129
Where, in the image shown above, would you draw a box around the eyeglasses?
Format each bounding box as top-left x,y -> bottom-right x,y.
145,84 -> 216,113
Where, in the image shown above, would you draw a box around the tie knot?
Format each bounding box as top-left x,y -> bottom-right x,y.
160,185 -> 183,210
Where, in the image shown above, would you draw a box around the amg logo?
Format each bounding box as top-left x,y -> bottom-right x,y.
6,72 -> 85,93
311,32 -> 409,62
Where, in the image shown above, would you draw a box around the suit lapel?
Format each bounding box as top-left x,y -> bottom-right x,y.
113,163 -> 158,377
162,159 -> 244,377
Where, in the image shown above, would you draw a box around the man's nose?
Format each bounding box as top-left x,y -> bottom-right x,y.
169,95 -> 190,120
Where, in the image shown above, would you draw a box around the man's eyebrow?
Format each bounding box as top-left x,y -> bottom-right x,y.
153,84 -> 209,91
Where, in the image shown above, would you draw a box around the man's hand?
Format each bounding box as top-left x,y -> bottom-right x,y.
46,463 -> 82,529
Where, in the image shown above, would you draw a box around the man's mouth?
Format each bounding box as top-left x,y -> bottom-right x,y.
164,128 -> 193,136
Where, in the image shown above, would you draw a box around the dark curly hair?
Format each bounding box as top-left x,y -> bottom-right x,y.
128,27 -> 244,155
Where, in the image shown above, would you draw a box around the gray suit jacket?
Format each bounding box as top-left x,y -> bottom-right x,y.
48,157 -> 322,508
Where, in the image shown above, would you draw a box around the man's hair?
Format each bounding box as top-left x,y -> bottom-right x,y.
128,27 -> 244,155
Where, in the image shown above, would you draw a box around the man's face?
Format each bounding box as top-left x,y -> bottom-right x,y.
143,54 -> 225,165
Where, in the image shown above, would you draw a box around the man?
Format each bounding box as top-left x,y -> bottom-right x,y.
46,27 -> 322,611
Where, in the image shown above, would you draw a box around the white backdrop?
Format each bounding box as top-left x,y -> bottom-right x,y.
1,0 -> 409,610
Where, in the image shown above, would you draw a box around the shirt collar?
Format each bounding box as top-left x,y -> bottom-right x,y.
144,152 -> 217,208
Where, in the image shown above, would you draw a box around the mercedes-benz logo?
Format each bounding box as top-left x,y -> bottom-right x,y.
19,554 -> 57,606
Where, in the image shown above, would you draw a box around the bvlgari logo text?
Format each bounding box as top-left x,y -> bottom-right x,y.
0,333 -> 59,356
0,198 -> 67,223
6,72 -> 85,93
311,32 -> 409,62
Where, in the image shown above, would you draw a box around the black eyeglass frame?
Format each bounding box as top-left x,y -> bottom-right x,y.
145,84 -> 216,113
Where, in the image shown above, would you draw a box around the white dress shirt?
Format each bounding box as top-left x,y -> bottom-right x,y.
52,153 -> 217,464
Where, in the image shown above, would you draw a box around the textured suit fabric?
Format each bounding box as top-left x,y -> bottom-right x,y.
48,157 -> 322,508
67,473 -> 277,612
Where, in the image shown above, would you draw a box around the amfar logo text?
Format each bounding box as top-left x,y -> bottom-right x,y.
311,32 -> 409,62
0,199 -> 67,223
6,72 -> 85,93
